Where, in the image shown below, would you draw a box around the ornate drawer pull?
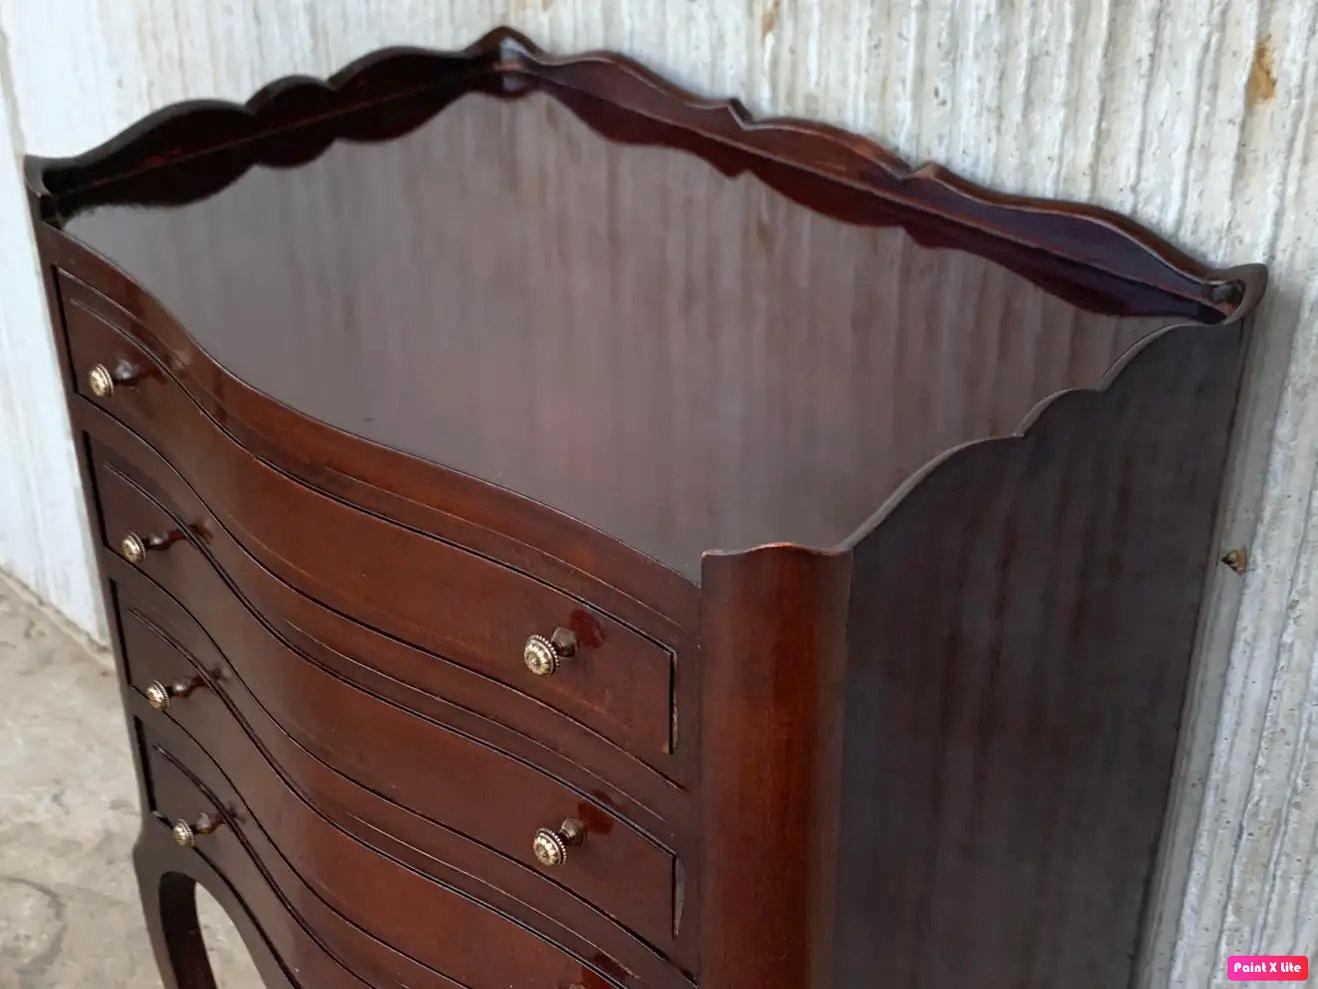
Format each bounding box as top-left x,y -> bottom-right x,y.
522,627 -> 577,677
171,812 -> 221,849
532,818 -> 586,868
144,677 -> 202,712
86,360 -> 139,398
119,531 -> 166,565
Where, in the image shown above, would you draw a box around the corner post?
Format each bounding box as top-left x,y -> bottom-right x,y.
699,544 -> 852,988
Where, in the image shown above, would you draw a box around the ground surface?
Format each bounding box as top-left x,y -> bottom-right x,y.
0,578 -> 261,987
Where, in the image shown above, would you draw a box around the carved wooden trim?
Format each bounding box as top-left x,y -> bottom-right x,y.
841,266 -> 1263,552
26,27 -> 1261,320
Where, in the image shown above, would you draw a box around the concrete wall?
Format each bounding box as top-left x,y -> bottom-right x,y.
0,2 -> 1312,983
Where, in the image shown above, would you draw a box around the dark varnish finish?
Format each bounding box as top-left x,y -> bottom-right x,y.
137,670 -> 634,989
45,34 -> 1230,582
65,291 -> 682,772
83,413 -> 688,836
26,26 -> 1264,989
700,546 -> 851,988
94,451 -> 684,961
58,85 -> 1185,580
835,322 -> 1245,986
115,569 -> 686,989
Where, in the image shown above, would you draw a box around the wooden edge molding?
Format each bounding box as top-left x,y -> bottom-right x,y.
701,262 -> 1260,565
25,26 -> 1262,317
834,267 -> 1262,555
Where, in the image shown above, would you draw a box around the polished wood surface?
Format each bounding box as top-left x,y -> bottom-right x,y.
834,322 -> 1245,986
699,546 -> 851,988
84,413 -> 689,828
27,27 -> 1265,989
98,469 -> 680,954
67,298 -> 680,769
117,571 -> 688,989
58,59 -> 1209,580
98,454 -> 682,955
141,746 -> 376,989
143,737 -> 623,989
52,259 -> 702,637
134,813 -> 305,989
137,666 -> 637,989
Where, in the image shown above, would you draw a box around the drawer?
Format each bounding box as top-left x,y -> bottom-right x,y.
143,738 -> 628,989
141,755 -> 390,989
99,456 -> 685,960
125,591 -> 689,987
66,297 -> 679,770
84,425 -> 687,824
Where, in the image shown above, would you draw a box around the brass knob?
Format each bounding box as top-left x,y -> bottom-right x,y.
87,364 -> 115,397
144,681 -> 169,710
120,532 -> 148,564
171,812 -> 221,849
532,818 -> 585,868
523,627 -> 578,677
87,360 -> 139,398
119,531 -> 166,564
144,677 -> 201,712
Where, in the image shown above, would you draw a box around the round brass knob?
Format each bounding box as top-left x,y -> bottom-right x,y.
144,677 -> 202,712
119,532 -> 167,564
171,812 -> 220,849
87,360 -> 140,398
87,364 -> 115,398
145,681 -> 170,710
532,818 -> 585,868
120,532 -> 148,564
523,627 -> 578,677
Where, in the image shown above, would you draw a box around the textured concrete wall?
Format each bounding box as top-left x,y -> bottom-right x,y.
0,2 -> 1312,983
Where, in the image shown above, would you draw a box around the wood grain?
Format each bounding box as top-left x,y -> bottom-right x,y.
0,17 -> 1296,989
834,322 -> 1245,987
2,11 -> 1308,987
63,296 -> 681,770
45,40 -> 1233,581
101,492 -> 682,958
698,545 -> 852,989
83,415 -> 689,832
121,593 -> 687,987
140,708 -> 631,989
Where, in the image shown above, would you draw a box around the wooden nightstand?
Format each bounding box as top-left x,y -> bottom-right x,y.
25,27 -> 1263,989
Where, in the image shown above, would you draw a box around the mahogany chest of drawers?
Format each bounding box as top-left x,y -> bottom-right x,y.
26,28 -> 1264,989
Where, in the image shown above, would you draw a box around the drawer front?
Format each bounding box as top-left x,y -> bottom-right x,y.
122,588 -> 688,989
143,740 -> 625,989
66,297 -> 678,769
98,454 -> 682,956
85,425 -> 684,831
142,749 -> 399,989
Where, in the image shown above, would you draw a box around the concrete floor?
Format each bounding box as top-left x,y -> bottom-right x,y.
0,577 -> 262,987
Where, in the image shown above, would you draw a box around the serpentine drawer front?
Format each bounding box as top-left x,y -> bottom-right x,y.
66,292 -> 681,773
28,28 -> 1263,989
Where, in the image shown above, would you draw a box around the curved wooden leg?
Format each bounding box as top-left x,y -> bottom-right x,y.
133,813 -> 297,989
135,827 -> 218,989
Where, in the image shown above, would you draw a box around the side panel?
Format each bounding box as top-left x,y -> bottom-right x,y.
836,322 -> 1245,987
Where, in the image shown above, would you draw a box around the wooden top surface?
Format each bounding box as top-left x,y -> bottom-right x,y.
48,36 -> 1234,580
